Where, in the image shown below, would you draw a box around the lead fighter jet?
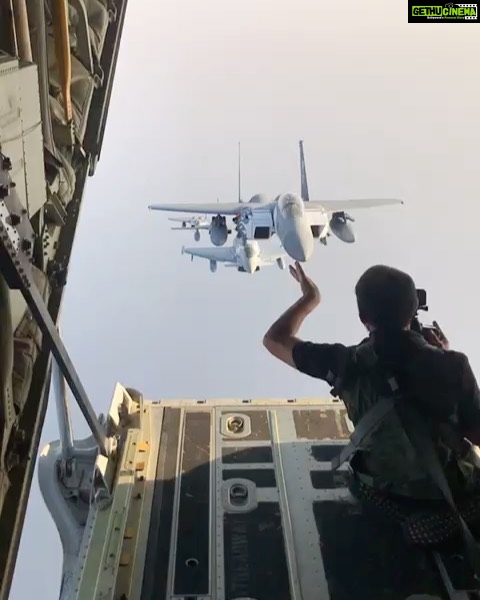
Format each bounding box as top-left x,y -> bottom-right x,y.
149,141 -> 404,262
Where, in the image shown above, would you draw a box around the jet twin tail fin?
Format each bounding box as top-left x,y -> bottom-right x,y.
299,140 -> 310,202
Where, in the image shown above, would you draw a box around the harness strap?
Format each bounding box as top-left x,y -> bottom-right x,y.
331,396 -> 395,471
331,341 -> 397,471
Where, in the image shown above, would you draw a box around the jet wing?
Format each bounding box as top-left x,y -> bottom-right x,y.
168,217 -> 206,223
260,251 -> 287,265
182,246 -> 236,262
149,202 -> 264,215
170,224 -> 210,231
305,198 -> 404,213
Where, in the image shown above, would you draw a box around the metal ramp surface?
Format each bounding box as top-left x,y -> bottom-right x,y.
139,399 -> 478,600
39,392 -> 480,599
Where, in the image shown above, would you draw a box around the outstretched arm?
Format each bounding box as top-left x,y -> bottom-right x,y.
263,262 -> 320,368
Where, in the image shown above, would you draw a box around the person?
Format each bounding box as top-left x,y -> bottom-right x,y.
263,262 -> 480,503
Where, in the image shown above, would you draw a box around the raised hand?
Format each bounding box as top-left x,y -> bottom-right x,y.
423,320 -> 450,351
289,261 -> 320,305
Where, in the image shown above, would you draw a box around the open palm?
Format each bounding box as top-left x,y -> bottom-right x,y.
289,261 -> 320,303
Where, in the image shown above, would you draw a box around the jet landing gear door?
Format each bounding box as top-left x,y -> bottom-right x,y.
242,209 -> 274,240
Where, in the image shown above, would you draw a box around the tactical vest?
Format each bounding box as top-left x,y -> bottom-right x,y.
328,340 -> 480,572
328,340 -> 477,499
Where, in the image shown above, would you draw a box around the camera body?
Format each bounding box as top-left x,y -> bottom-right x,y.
411,288 -> 438,336
416,288 -> 427,311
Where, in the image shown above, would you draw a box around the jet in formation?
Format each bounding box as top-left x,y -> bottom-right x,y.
182,233 -> 286,273
168,215 -> 210,242
149,141 -> 404,265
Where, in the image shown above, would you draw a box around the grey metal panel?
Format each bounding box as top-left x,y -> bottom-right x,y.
214,406 -> 226,599
43,397 -> 475,600
0,58 -> 47,218
141,407 -> 181,600
133,402 -> 342,600
129,405 -> 162,596
271,408 -> 331,599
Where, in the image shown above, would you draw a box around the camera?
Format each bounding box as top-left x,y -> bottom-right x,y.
416,288 -> 427,311
411,288 -> 439,336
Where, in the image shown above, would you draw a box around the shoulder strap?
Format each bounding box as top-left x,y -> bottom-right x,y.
331,396 -> 395,470
331,342 -> 397,471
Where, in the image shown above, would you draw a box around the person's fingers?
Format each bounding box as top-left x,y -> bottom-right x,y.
296,261 -> 307,281
423,329 -> 441,347
433,321 -> 448,341
289,265 -> 299,281
424,328 -> 449,350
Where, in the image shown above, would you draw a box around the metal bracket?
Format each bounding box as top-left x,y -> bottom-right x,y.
0,155 -> 108,456
221,479 -> 258,513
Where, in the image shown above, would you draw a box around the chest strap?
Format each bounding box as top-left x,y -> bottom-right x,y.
331,396 -> 395,471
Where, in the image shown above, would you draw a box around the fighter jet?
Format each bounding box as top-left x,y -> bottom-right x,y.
167,216 -> 210,242
182,234 -> 286,273
151,205 -> 232,246
149,141 -> 404,262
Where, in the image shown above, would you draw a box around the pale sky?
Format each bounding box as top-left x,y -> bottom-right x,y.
11,0 -> 480,597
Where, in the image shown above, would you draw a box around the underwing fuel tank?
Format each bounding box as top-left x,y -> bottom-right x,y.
329,212 -> 356,243
209,215 -> 230,246
209,260 -> 217,273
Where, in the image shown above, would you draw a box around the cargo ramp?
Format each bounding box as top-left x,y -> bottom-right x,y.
37,384 -> 480,599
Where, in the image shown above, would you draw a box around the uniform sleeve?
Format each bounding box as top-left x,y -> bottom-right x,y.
291,341 -> 350,382
457,353 -> 480,432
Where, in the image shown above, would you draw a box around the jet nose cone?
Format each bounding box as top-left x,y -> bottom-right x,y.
294,246 -> 308,262
283,233 -> 314,262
